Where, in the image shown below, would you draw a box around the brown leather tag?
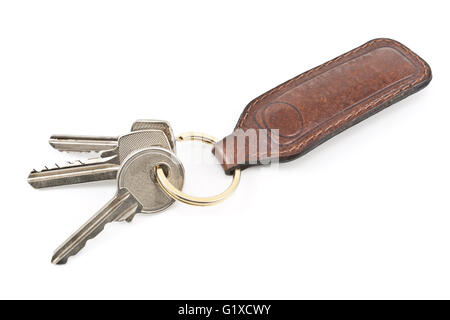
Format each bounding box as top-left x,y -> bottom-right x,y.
213,38 -> 432,174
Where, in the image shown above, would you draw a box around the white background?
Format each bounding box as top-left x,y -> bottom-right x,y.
0,0 -> 448,299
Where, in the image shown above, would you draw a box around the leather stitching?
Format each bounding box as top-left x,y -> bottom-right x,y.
236,38 -> 429,159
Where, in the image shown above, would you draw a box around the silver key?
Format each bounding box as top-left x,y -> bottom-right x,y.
51,147 -> 184,264
48,135 -> 117,153
49,120 -> 176,153
28,129 -> 171,188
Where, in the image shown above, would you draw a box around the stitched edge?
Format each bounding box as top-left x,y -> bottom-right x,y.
236,38 -> 429,158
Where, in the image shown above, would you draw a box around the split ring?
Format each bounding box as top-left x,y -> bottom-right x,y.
155,132 -> 241,206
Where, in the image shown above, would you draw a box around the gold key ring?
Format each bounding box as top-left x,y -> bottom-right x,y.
155,132 -> 241,206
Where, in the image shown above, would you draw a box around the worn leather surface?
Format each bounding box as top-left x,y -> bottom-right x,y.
213,38 -> 432,174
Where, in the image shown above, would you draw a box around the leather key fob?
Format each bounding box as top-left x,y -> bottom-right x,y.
213,38 -> 432,174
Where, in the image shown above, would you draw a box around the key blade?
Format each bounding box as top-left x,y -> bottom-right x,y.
49,135 -> 118,153
27,156 -> 119,188
51,189 -> 140,265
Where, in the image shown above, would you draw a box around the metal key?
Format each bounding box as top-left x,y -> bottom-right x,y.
49,120 -> 176,153
51,147 -> 184,264
28,129 -> 172,188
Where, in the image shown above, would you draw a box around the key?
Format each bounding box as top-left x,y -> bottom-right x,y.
49,120 -> 176,153
27,129 -> 172,188
48,135 -> 117,153
51,147 -> 184,264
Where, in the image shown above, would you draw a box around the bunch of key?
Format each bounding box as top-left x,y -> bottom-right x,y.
28,120 -> 185,264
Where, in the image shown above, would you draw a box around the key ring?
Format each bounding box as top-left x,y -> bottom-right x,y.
155,132 -> 241,206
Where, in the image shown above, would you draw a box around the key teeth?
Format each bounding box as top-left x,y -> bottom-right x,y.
31,160 -> 88,173
51,222 -> 109,265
